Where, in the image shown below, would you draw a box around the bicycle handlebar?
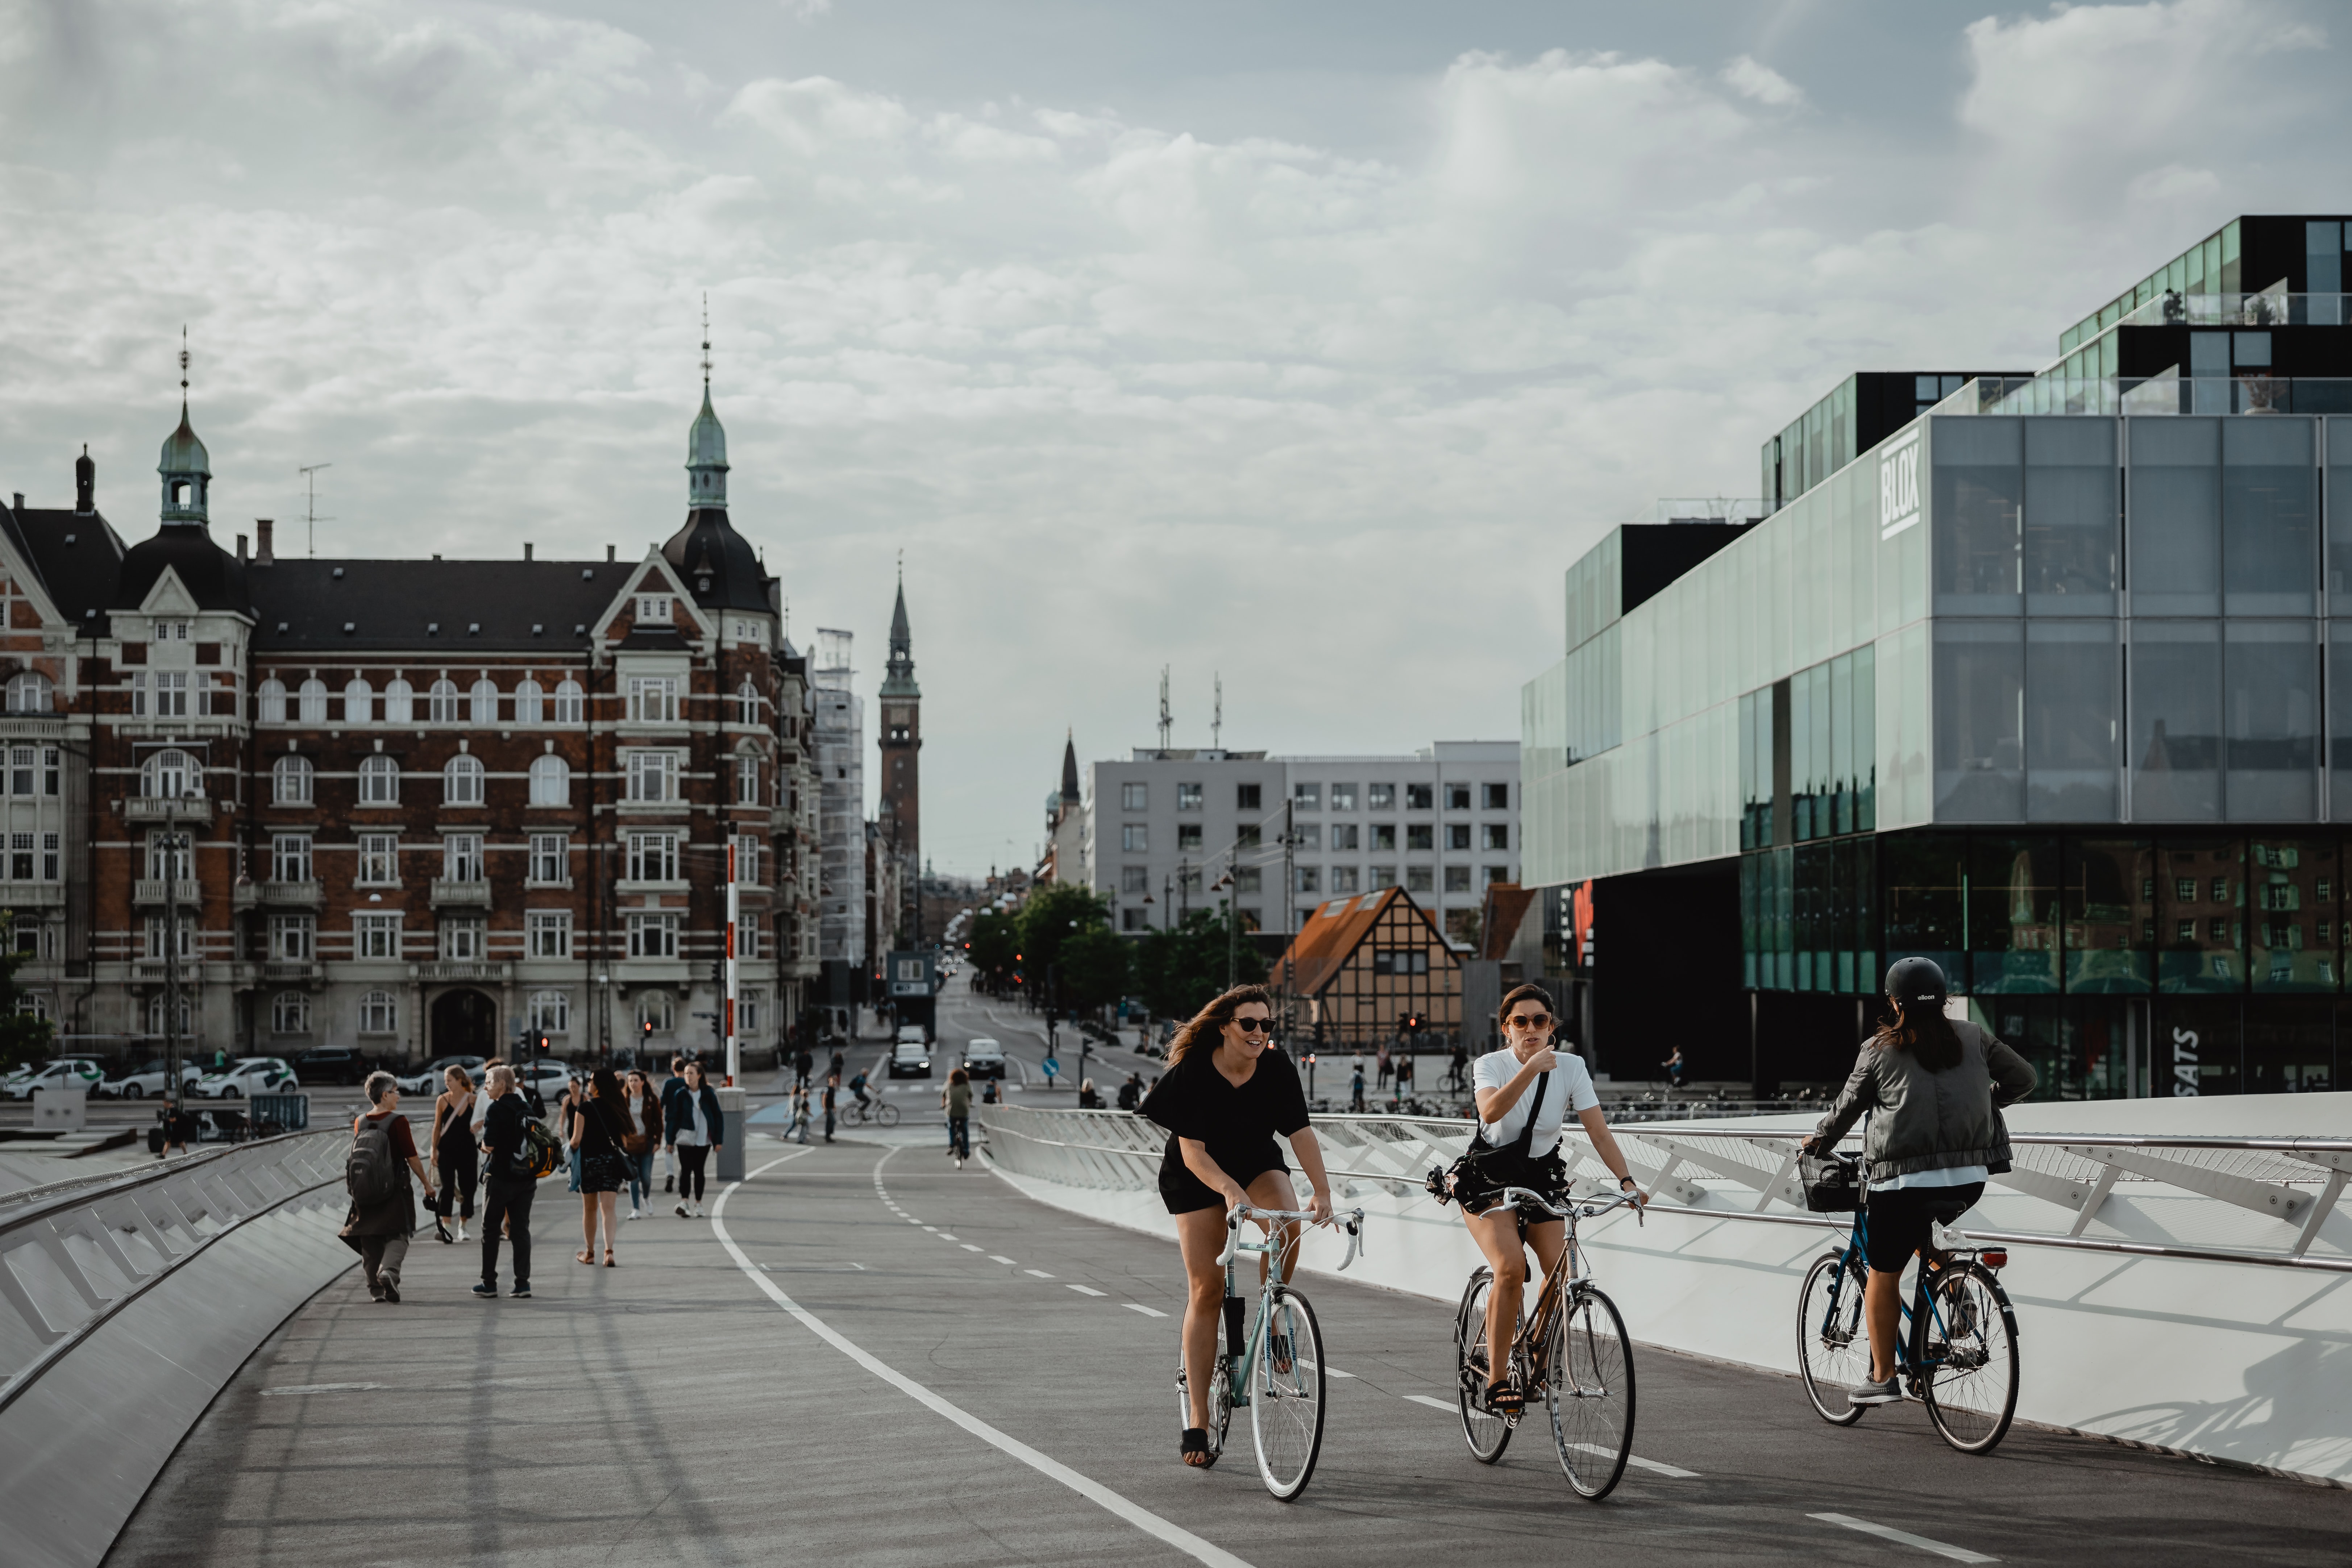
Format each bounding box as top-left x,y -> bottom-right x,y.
1216,1203 -> 1371,1269
1491,1185 -> 1645,1228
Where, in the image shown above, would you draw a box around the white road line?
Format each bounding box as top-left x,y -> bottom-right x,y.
1298,1360 -> 1354,1378
1402,1394 -> 1455,1411
1809,1513 -> 1997,1563
1025,1269 -> 1055,1278
988,1255 -> 1017,1265
714,1153 -> 1255,1568
1568,1443 -> 1700,1478
961,1244 -> 984,1252
261,1382 -> 386,1396
1123,1303 -> 1168,1318
940,1234 -> 960,1241
1067,1285 -> 1108,1297
922,1226 -> 938,1232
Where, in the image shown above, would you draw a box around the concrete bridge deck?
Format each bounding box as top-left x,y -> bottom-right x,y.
106,1133 -> 2352,1568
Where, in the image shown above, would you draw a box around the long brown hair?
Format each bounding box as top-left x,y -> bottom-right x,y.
1167,984 -> 1273,1068
1870,1001 -> 1964,1072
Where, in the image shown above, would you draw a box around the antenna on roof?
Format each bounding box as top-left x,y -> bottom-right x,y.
1213,673 -> 1222,750
178,326 -> 189,404
1158,665 -> 1172,752
700,292 -> 711,391
298,463 -> 333,559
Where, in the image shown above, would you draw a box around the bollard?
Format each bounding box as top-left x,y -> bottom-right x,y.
715,1085 -> 745,1181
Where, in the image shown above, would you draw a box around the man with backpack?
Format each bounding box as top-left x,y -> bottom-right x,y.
473,1065 -> 545,1299
340,1072 -> 435,1303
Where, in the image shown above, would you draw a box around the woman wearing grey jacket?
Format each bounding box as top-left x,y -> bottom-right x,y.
1804,957 -> 2036,1407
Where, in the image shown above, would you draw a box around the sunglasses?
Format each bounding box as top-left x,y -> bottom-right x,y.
1232,1016 -> 1275,1035
1506,1012 -> 1553,1029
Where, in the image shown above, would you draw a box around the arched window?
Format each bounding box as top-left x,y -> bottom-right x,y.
383,678 -> 414,725
344,677 -> 373,724
146,991 -> 193,1037
273,754 -> 313,806
736,679 -> 760,726
513,678 -> 544,725
553,679 -> 584,724
358,754 -> 399,805
636,992 -> 674,1033
271,991 -> 312,1034
142,748 -> 198,799
528,754 -> 569,806
428,679 -> 461,723
358,990 -> 398,1035
298,678 -> 327,724
470,678 -> 498,724
529,989 -> 570,1033
6,673 -> 52,714
444,754 -> 485,806
257,678 -> 287,723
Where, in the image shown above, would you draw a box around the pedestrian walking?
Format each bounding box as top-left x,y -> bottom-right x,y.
1395,1050 -> 1416,1103
1376,1046 -> 1392,1091
942,1067 -> 972,1167
340,1071 -> 435,1304
665,1060 -> 724,1218
821,1072 -> 840,1143
470,1057 -> 504,1141
1350,1062 -> 1367,1112
1117,1072 -> 1142,1111
473,1065 -> 535,1299
1078,1077 -> 1101,1109
428,1064 -> 478,1244
1449,1042 -> 1469,1092
571,1067 -> 630,1267
659,1054 -> 687,1193
556,1074 -> 586,1194
978,1078 -> 1000,1107
794,1047 -> 814,1089
619,1069 -> 661,1220
788,1083 -> 813,1143
159,1099 -> 198,1158
1661,1045 -> 1686,1090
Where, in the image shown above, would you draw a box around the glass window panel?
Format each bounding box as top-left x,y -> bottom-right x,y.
2326,417 -> 2352,616
2022,418 -> 2118,614
2248,838 -> 2338,991
1931,417 -> 2022,614
1796,842 -> 1829,991
2157,838 -> 2244,994
1970,836 -> 2060,993
2223,624 -> 2319,821
1854,642 -> 1877,832
1831,837 -> 1856,993
1975,997 -> 2061,1101
2154,995 -> 2241,1094
1740,853 -> 1759,988
2126,418 -> 2221,616
1933,620 -> 2024,822
1810,662 -> 1832,836
2221,417 -> 2316,615
2331,629 -> 2352,821
1882,832 -> 1966,991
1773,845 -> 1795,990
1830,653 -> 1854,836
2129,621 -> 2220,822
2245,999 -> 2334,1093
2025,620 -> 2119,822
1850,834 -> 1878,991
2064,837 -> 2153,993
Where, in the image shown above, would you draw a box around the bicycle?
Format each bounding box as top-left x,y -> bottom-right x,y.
1794,1151 -> 2020,1455
1173,1202 -> 1367,1500
1448,1186 -> 1642,1500
840,1095 -> 899,1128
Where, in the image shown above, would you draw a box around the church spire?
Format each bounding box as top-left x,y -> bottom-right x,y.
157,327 -> 211,527
686,294 -> 728,510
881,560 -> 918,699
1060,728 -> 1080,804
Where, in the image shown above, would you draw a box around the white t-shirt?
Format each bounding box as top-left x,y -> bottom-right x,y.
1471,1048 -> 1599,1159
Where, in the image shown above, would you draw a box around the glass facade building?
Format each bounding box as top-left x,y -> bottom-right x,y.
1524,215 -> 2352,1099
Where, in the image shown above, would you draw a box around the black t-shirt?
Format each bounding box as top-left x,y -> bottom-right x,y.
1141,1048 -> 1310,1186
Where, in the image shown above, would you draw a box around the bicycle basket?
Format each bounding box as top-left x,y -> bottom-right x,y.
1798,1151 -> 1864,1213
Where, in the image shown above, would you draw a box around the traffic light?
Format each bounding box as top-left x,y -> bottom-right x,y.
535,1031 -> 551,1055
642,1019 -> 653,1045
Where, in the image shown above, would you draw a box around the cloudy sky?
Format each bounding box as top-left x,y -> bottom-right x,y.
2,0 -> 2346,876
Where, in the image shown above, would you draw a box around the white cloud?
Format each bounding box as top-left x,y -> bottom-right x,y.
1720,55 -> 1805,107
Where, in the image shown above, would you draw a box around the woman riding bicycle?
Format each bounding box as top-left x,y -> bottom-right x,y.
1458,983 -> 1645,1417
1803,958 -> 2036,1406
1139,983 -> 1335,1469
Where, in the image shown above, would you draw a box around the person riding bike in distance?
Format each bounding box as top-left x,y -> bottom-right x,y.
1139,983 -> 1336,1469
1460,983 -> 1646,1417
1803,958 -> 2036,1407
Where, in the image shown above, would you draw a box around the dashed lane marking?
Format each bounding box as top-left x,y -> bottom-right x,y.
261,1383 -> 387,1396
1402,1394 -> 1455,1411
1570,1443 -> 1700,1478
1808,1514 -> 1996,1563
1123,1303 -> 1169,1318
1025,1269 -> 1055,1278
1068,1285 -> 1108,1297
1299,1360 -> 1354,1378
961,1244 -> 985,1252
989,1255 -> 1017,1265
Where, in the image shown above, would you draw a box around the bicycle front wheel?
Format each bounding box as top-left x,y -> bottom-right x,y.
1454,1268 -> 1512,1463
873,1102 -> 899,1127
1250,1285 -> 1326,1500
1922,1261 -> 2019,1455
1795,1251 -> 1870,1426
1547,1285 -> 1634,1500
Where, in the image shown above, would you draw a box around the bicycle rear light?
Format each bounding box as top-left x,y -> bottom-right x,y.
1979,1249 -> 2007,1269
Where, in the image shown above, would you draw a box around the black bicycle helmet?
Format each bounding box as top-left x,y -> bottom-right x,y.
1883,956 -> 1948,1005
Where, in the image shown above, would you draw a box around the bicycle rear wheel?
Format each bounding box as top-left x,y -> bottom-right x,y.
1454,1268 -> 1512,1462
1547,1285 -> 1634,1500
1922,1261 -> 2019,1454
1795,1251 -> 1870,1426
1250,1285 -> 1326,1499
873,1102 -> 900,1127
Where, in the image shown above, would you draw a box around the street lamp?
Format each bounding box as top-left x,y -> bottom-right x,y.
1212,873 -> 1236,990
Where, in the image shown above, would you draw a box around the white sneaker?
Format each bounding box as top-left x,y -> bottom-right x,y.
692,1202 -> 705,1218
675,1202 -> 689,1218
627,1208 -> 641,1221
455,1225 -> 468,1243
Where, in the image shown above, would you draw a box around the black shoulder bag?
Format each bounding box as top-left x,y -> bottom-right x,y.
1425,1068 -> 1550,1211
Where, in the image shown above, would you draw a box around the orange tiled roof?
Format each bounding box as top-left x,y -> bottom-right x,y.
1273,886 -> 1449,996
1480,883 -> 1537,960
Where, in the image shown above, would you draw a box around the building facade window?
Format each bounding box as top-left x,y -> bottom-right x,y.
1484,823 -> 1509,850
147,992 -> 192,1036
4,673 -> 50,715
270,991 -> 311,1034
428,679 -> 461,723
383,678 -> 414,724
637,595 -> 672,625
1177,782 -> 1202,811
1121,865 -> 1149,894
629,914 -> 680,958
527,911 -> 571,958
470,678 -> 498,724
256,678 -> 286,722
441,918 -> 486,960
626,751 -> 679,802
1446,783 -> 1471,811
554,679 -> 584,723
731,835 -> 760,885
443,754 -> 485,806
1483,783 -> 1508,810
358,754 -> 399,804
1331,824 -> 1360,851
358,990 -> 398,1034
514,679 -> 543,724
528,833 -> 567,884
444,834 -> 484,882
1447,823 -> 1471,851
357,833 -> 399,885
1367,783 -> 1394,809
344,678 -> 373,723
529,755 -> 569,806
298,678 -> 327,724
146,833 -> 191,880
636,991 -> 675,1031
628,677 -> 680,724
529,989 -> 570,1033
1122,782 -> 1147,810
1330,866 -> 1360,894
1295,783 -> 1320,808
1406,783 -> 1433,810
736,680 -> 760,725
1444,865 -> 1472,893
1406,824 -> 1433,851
1237,783 -> 1262,810
1330,783 -> 1357,810
1122,824 -> 1148,853
1406,866 -> 1434,892
354,913 -> 402,959
736,755 -> 760,804
628,831 -> 680,882
271,833 -> 312,883
142,749 -> 198,799
269,914 -> 314,961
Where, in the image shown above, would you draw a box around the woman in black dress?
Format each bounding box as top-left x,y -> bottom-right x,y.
569,1066 -> 630,1267
428,1064 -> 478,1244
1140,983 -> 1334,1468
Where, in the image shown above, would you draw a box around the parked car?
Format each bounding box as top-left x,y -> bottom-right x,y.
193,1057 -> 300,1099
5,1058 -> 107,1100
961,1038 -> 1006,1080
887,1040 -> 932,1079
102,1059 -> 204,1099
395,1055 -> 485,1096
519,1059 -> 572,1108
293,1046 -> 370,1086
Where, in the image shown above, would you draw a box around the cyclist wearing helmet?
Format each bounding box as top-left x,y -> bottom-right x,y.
1804,957 -> 2036,1406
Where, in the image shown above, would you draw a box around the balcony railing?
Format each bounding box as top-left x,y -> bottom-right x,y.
413,961 -> 509,983
0,883 -> 65,908
133,879 -> 202,907
125,798 -> 213,823
262,960 -> 319,984
428,878 -> 490,907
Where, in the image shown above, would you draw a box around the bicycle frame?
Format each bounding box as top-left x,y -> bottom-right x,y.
1485,1187 -> 1640,1389
1212,1205 -> 1365,1406
1818,1207 -> 1996,1385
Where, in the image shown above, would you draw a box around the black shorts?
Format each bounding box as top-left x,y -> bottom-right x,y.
1863,1182 -> 1985,1272
1159,1159 -> 1288,1216
1456,1148 -> 1569,1218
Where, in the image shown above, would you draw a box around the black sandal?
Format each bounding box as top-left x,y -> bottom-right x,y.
1486,1379 -> 1524,1417
1180,1427 -> 1217,1467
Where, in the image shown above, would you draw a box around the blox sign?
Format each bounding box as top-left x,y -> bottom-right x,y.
1878,425 -> 1922,539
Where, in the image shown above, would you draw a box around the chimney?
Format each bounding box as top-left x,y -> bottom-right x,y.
606,544 -> 616,562
255,519 -> 275,564
74,445 -> 94,515
236,533 -> 248,562
524,542 -> 534,561
9,494 -> 20,515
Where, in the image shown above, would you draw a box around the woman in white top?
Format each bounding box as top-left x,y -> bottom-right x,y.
1459,983 -> 1645,1415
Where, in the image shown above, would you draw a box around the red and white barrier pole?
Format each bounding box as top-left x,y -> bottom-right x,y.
725,840 -> 740,1086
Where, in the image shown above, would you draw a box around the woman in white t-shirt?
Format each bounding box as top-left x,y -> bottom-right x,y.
1459,983 -> 1645,1416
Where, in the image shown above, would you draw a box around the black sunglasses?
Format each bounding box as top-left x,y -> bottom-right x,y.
1232,1016 -> 1274,1035
1506,1012 -> 1553,1029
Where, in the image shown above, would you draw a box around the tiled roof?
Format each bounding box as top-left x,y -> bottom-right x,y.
1479,883 -> 1537,960
1274,886 -> 1449,996
3,506 -> 128,631
249,560 -> 623,652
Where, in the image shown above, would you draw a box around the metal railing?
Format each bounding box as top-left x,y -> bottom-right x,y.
0,1131 -> 347,1414
976,1105 -> 2352,1274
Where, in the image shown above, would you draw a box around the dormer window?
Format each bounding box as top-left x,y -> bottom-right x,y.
637,594 -> 672,625
154,621 -> 191,641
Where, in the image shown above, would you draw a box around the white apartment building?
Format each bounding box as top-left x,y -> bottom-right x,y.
1063,741 -> 1520,945
811,629 -> 864,969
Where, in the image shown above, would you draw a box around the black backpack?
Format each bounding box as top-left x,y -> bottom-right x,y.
346,1118 -> 401,1205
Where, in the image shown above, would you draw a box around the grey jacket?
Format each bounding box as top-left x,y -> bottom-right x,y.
1813,1020 -> 2037,1183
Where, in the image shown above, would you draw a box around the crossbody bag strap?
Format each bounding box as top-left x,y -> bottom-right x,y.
1509,1068 -> 1551,1161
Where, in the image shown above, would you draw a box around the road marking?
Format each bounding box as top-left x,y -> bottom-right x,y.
1569,1442 -> 1700,1478
1025,1268 -> 1055,1278
261,1382 -> 386,1396
989,1254 -> 1017,1265
1299,1359 -> 1354,1378
1123,1303 -> 1168,1318
922,1226 -> 938,1232
961,1244 -> 984,1252
1402,1394 -> 1455,1411
940,1234 -> 960,1241
1067,1285 -> 1108,1297
1809,1513 -> 1997,1563
714,1153 -> 1256,1568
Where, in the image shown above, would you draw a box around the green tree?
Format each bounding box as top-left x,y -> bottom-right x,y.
968,908 -> 1020,985
0,916 -> 55,1072
1058,925 -> 1133,1014
1014,881 -> 1112,988
1134,906 -> 1268,1023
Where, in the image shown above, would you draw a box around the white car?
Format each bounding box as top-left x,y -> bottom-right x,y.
194,1057 -> 300,1099
103,1059 -> 204,1099
396,1056 -> 485,1096
886,1040 -> 932,1079
4,1058 -> 106,1100
960,1038 -> 1006,1080
519,1059 -> 572,1106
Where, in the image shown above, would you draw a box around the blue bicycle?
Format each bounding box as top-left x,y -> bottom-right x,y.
1794,1152 -> 2021,1455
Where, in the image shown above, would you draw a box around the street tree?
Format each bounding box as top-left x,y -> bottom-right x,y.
1133,906 -> 1268,1023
